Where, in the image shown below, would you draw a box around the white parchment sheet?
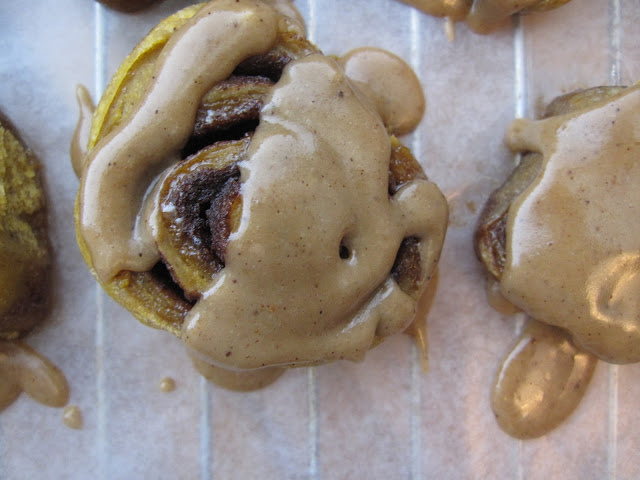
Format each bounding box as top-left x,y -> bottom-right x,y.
1,0 -> 639,478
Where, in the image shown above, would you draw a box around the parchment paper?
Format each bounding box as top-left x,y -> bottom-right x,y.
1,0 -> 639,478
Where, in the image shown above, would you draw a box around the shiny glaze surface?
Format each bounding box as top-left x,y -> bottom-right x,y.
492,319 -> 597,438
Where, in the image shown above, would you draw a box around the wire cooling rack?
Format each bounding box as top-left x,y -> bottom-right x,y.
1,0 -> 639,478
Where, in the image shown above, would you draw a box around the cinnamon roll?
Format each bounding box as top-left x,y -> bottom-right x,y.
0,113 -> 69,412
398,0 -> 571,34
95,0 -> 164,13
0,113 -> 50,340
474,85 -> 640,437
74,0 -> 448,390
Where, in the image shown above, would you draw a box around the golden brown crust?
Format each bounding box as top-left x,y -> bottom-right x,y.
542,86 -> 628,117
388,137 -> 430,298
388,136 -> 427,195
474,152 -> 541,279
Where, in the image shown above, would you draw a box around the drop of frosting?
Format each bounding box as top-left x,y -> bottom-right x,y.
485,276 -> 520,316
70,84 -> 95,178
62,405 -> 83,430
405,268 -> 439,372
158,377 -> 176,392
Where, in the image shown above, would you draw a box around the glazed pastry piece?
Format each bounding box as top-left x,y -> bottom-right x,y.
398,0 -> 571,34
74,0 -> 448,390
475,85 -> 640,437
95,0 -> 164,13
0,113 -> 69,412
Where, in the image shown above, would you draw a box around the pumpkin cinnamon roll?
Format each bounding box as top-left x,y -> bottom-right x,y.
0,113 -> 69,412
95,0 -> 164,13
474,85 -> 640,437
398,0 -> 571,34
0,113 -> 51,340
74,0 -> 448,390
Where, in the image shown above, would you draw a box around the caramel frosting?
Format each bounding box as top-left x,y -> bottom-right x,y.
501,84 -> 640,364
337,48 -> 425,136
491,320 -> 596,439
76,0 -> 447,387
398,0 -> 571,34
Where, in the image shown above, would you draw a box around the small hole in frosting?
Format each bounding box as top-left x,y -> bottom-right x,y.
339,239 -> 351,259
